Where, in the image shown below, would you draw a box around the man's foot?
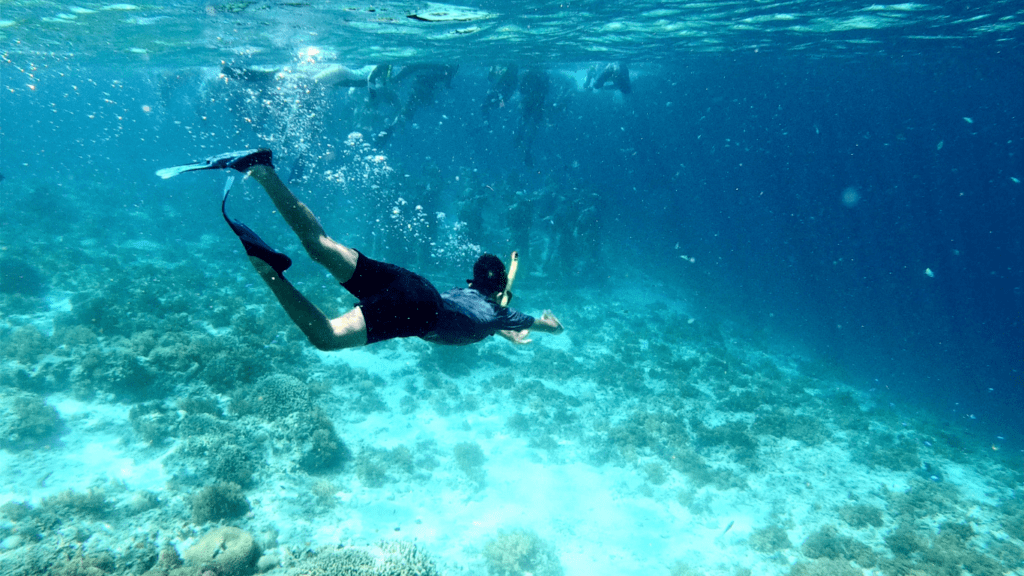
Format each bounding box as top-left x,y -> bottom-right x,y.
225,216 -> 293,275
221,175 -> 291,275
156,149 -> 273,179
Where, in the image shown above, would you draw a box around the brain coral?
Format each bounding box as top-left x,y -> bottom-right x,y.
182,526 -> 260,576
232,373 -> 313,420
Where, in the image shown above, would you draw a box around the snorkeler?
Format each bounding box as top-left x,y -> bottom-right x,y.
157,149 -> 563,349
376,63 -> 459,144
481,65 -> 519,116
514,68 -> 550,166
313,62 -> 398,107
583,62 -> 631,95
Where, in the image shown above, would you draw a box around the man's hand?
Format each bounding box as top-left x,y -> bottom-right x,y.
538,310 -> 564,334
499,329 -> 533,345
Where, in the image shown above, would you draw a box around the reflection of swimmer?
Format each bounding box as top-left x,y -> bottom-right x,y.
221,65 -> 282,85
366,64 -> 394,103
481,65 -> 519,116
158,148 -> 565,349
314,63 -> 396,104
312,63 -> 369,87
377,63 -> 459,144
584,62 -> 631,94
514,68 -> 550,166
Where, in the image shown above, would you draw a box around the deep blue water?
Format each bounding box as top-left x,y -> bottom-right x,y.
1,38 -> 1022,449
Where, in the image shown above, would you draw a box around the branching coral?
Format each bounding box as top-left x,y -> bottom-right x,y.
750,524 -> 792,553
3,325 -> 52,365
297,540 -> 439,576
0,392 -> 62,450
453,441 -> 487,485
483,528 -> 563,576
801,525 -> 878,568
191,482 -> 250,524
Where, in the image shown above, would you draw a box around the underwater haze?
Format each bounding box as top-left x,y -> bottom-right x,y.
1,1 -> 1022,576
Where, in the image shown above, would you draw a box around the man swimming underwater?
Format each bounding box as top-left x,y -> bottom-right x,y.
158,149 -> 564,349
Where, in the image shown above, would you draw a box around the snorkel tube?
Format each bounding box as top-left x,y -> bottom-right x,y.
499,251 -> 519,308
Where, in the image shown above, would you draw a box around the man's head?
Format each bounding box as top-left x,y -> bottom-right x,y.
468,253 -> 507,296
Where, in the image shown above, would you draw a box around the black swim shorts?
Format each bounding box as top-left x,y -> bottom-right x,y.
341,252 -> 442,344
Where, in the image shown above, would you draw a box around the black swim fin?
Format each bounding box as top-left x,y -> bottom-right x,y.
156,149 -> 273,179
221,177 -> 292,275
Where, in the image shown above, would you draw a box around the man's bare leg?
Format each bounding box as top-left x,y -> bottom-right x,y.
242,165 -> 368,350
246,164 -> 359,284
249,257 -> 368,350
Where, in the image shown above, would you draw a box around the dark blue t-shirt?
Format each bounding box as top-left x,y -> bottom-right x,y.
421,288 -> 535,345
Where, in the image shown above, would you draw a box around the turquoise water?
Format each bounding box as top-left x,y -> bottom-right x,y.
1,2 -> 1022,576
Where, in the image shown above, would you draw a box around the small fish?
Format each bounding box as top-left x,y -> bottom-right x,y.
924,268 -> 934,278
721,520 -> 735,536
963,117 -> 974,124
1012,177 -> 1021,184
936,140 -> 944,150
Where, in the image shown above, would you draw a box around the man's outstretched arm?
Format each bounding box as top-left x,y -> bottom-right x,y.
497,310 -> 564,345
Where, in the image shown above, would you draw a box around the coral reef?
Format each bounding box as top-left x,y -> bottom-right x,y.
691,419 -> 758,464
879,521 -> 1009,576
159,407 -> 267,488
838,504 -> 884,528
483,528 -> 563,576
801,525 -> 877,568
230,372 -> 314,420
855,432 -> 921,471
750,409 -> 829,446
129,401 -> 179,445
40,488 -> 113,520
420,344 -> 482,378
190,482 -> 250,524
668,561 -> 704,576
749,523 -> 792,553
182,527 -> 261,576
3,324 -> 52,365
294,540 -> 438,576
643,462 -> 668,485
295,408 -> 352,474
0,391 -> 62,450
788,558 -> 861,576
0,256 -> 49,297
354,448 -> 392,488
453,441 -> 487,485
